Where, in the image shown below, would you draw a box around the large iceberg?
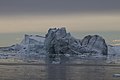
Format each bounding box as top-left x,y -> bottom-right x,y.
1,27 -> 120,64
45,27 -> 108,63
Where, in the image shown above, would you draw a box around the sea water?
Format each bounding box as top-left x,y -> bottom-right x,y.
0,64 -> 119,80
0,31 -> 120,47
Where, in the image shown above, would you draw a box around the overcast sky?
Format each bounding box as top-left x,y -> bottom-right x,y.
0,0 -> 120,15
0,0 -> 120,33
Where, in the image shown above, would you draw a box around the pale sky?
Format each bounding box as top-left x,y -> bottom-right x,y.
0,0 -> 120,33
0,0 -> 120,46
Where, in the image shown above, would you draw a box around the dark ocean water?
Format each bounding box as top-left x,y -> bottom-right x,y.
0,64 -> 120,80
0,31 -> 120,47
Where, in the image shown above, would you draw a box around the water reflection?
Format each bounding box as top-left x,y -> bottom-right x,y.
0,63 -> 120,80
47,59 -> 109,80
47,64 -> 67,80
47,64 -> 106,80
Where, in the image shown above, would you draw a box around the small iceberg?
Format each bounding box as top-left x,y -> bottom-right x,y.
113,74 -> 120,77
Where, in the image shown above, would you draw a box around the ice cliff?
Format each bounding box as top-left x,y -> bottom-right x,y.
81,35 -> 108,55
